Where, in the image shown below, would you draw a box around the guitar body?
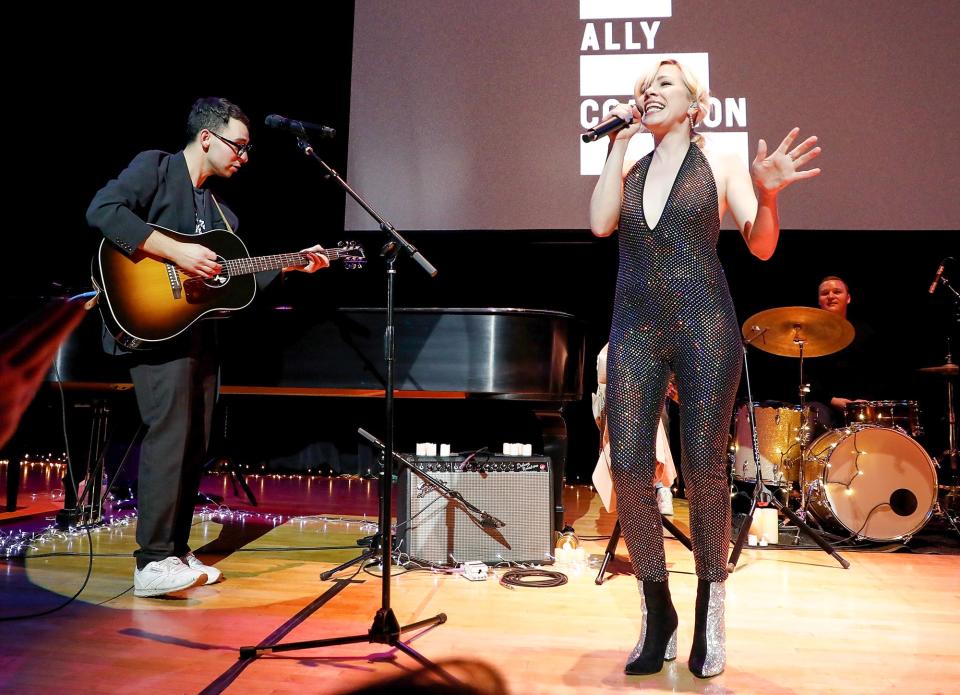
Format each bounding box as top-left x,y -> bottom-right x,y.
92,227 -> 256,349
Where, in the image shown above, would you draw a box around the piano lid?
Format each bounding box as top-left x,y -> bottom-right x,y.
220,307 -> 584,401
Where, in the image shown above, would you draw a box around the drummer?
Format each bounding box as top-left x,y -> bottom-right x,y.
808,275 -> 877,428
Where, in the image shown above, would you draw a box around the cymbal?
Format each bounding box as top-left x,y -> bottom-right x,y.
917,362 -> 959,376
742,306 -> 855,358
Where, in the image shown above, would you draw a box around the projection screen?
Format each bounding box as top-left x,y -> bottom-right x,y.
347,0 -> 960,231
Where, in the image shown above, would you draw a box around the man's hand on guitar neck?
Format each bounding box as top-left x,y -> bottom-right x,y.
141,230 -> 329,277
284,244 -> 330,273
142,230 -> 221,279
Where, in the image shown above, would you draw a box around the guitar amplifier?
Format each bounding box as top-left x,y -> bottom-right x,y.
397,454 -> 554,567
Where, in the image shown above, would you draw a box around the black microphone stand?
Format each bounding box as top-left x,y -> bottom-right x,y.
593,405 -> 692,585
727,329 -> 849,572
238,131 -> 455,684
594,515 -> 692,585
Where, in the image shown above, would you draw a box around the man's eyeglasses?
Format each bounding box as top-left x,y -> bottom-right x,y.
210,130 -> 253,157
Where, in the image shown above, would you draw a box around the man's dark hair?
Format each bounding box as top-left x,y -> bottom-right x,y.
186,97 -> 250,141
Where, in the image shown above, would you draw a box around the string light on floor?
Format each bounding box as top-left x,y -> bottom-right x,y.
0,453 -> 69,467
1,503 -> 378,560
0,512 -> 137,559
193,505 -> 378,533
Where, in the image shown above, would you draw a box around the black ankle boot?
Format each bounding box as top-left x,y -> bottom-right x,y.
625,578 -> 679,675
689,579 -> 726,678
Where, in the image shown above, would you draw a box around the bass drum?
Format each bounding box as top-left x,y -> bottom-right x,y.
804,426 -> 937,541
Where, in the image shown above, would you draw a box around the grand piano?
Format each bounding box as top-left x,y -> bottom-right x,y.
39,307 -> 585,530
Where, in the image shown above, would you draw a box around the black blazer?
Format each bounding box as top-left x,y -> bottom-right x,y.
86,150 -> 245,355
86,149 -> 238,253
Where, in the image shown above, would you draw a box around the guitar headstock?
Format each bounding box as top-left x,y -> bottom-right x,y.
335,241 -> 366,270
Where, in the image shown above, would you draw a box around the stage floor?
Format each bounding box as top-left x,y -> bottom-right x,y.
1,479 -> 959,694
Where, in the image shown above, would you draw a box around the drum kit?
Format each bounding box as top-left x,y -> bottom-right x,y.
733,306 -> 958,546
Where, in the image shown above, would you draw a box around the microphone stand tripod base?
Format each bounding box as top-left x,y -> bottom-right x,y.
238,608 -> 449,663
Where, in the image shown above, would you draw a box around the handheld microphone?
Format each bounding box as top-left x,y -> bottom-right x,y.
928,260 -> 947,294
264,114 -> 336,139
581,114 -> 634,143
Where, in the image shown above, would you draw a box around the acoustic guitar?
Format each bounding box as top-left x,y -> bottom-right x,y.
91,226 -> 365,349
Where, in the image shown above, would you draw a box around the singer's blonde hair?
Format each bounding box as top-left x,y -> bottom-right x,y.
634,59 -> 710,146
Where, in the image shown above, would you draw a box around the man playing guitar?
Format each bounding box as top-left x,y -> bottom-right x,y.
86,97 -> 328,597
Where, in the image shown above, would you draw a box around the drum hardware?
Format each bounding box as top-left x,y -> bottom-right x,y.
921,259 -> 958,496
939,489 -> 960,539
726,325 -> 850,572
918,339 -> 958,492
740,306 -> 855,509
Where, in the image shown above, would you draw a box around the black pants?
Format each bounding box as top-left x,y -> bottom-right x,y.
129,330 -> 216,569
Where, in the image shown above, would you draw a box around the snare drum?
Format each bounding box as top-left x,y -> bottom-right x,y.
731,402 -> 809,485
844,400 -> 923,437
803,425 -> 936,541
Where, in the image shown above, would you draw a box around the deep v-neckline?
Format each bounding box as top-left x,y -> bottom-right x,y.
640,143 -> 693,232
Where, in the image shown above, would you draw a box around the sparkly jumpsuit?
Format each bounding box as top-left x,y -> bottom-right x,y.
606,143 -> 741,583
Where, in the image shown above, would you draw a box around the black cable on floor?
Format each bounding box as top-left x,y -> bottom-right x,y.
0,526 -> 95,621
499,568 -> 567,588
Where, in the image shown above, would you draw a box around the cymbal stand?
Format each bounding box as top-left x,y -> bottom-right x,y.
931,269 -> 959,537
936,340 -> 958,490
727,330 -> 849,572
932,268 -> 959,491
794,330 -> 815,509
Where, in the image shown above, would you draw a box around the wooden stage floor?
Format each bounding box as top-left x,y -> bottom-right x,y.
2,482 -> 959,694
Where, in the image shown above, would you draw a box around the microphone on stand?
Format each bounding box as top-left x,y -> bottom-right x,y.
264,114 -> 336,139
928,259 -> 947,294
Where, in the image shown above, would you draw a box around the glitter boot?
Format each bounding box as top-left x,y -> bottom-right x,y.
625,578 -> 679,675
689,580 -> 725,678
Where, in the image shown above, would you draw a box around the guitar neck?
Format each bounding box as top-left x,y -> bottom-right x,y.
223,248 -> 350,276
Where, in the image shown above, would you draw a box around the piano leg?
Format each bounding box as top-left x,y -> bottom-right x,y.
56,399 -> 111,529
534,409 -> 568,535
4,450 -> 22,512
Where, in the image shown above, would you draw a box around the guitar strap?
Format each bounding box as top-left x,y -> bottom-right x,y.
208,193 -> 230,404
210,194 -> 235,234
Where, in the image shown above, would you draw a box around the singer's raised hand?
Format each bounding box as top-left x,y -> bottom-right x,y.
751,127 -> 821,195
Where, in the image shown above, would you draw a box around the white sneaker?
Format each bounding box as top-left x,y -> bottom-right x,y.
183,551 -> 223,584
134,557 -> 207,597
657,487 -> 674,516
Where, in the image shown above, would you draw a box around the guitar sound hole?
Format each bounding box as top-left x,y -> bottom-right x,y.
202,256 -> 230,287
